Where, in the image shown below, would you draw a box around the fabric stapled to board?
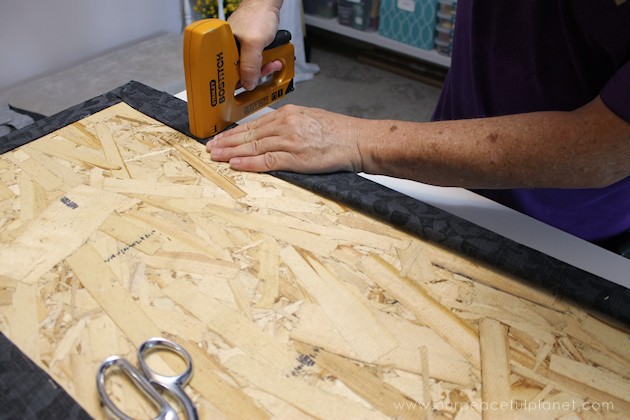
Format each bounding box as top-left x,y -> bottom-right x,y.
3,81 -> 629,322
1,80 -> 629,417
115,81 -> 630,324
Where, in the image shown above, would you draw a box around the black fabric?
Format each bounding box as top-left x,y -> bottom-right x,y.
114,81 -> 195,138
0,333 -> 91,420
9,106 -> 46,122
271,171 -> 630,322
1,80 -> 629,417
596,230 -> 630,259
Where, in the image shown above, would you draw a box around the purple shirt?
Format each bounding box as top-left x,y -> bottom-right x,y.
432,0 -> 630,242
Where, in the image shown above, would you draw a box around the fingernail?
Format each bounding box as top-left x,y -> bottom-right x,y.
230,157 -> 241,167
207,139 -> 217,148
211,148 -> 222,158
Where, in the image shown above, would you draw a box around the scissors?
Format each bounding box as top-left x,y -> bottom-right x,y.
96,337 -> 198,420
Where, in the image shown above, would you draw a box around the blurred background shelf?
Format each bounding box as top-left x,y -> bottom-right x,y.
304,13 -> 451,68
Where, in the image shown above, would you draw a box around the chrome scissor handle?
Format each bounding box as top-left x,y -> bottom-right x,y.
138,338 -> 197,420
138,338 -> 193,388
97,355 -> 178,420
96,337 -> 197,420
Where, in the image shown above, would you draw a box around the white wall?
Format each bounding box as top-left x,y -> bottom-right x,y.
0,0 -> 182,91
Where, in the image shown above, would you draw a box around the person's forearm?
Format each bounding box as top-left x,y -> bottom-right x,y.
230,0 -> 283,29
360,97 -> 630,189
207,96 -> 630,188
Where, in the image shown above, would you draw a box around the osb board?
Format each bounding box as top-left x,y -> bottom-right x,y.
0,102 -> 629,419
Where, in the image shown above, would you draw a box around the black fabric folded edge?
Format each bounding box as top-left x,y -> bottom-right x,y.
1,80 -> 628,417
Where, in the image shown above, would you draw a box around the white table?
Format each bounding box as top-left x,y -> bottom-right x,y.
175,90 -> 630,289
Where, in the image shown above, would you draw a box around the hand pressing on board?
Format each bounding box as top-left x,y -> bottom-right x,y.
207,105 -> 365,174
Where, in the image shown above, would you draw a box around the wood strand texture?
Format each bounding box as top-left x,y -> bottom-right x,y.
0,103 -> 628,419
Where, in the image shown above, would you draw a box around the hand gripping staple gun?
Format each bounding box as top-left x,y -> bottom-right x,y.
183,19 -> 295,139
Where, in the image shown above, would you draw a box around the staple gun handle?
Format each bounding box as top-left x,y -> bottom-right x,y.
234,30 -> 291,52
265,30 -> 292,50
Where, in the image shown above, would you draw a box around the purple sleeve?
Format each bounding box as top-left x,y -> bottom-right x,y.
600,60 -> 630,123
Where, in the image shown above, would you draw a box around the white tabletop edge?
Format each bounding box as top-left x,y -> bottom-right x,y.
360,174 -> 630,289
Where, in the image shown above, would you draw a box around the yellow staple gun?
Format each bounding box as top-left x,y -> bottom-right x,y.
183,19 -> 295,139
